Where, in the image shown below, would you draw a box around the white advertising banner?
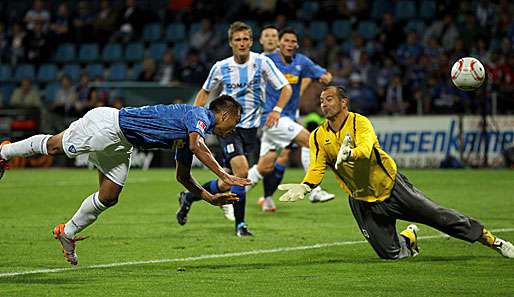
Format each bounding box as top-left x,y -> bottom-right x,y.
369,115 -> 514,168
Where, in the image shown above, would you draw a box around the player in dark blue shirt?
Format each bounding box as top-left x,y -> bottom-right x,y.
0,95 -> 250,265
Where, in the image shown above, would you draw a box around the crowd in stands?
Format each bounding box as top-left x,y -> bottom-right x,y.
0,0 -> 513,117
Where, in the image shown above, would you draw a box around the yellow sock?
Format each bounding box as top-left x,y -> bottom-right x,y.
481,228 -> 496,246
400,229 -> 416,247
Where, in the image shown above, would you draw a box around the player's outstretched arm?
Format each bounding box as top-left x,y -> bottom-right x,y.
194,89 -> 210,107
265,84 -> 292,128
176,160 -> 239,206
188,132 -> 251,187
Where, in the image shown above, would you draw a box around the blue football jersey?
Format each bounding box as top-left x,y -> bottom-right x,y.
119,104 -> 215,150
262,53 -> 326,124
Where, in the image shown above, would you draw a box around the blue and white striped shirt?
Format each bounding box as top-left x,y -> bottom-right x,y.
202,52 -> 289,128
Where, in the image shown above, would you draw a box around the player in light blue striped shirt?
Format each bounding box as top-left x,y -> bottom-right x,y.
176,21 -> 292,237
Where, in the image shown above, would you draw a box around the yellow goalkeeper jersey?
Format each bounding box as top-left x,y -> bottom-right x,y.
302,112 -> 397,202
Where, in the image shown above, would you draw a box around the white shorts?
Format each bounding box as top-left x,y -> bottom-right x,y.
62,107 -> 133,186
260,117 -> 304,156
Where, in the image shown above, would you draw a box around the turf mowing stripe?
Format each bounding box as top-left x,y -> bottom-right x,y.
1,228 -> 513,278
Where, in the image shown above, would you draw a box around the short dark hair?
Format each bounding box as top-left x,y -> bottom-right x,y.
279,27 -> 298,40
261,25 -> 278,34
228,21 -> 252,41
209,95 -> 242,116
322,84 -> 348,100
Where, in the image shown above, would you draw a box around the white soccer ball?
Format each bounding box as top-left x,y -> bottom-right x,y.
450,57 -> 486,91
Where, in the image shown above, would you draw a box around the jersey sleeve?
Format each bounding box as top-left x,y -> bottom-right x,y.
301,55 -> 326,79
302,127 -> 327,187
349,115 -> 376,160
262,56 -> 289,90
202,62 -> 222,92
184,109 -> 211,139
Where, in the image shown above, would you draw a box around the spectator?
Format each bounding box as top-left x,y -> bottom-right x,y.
320,33 -> 339,68
118,0 -> 147,41
423,14 -> 459,52
189,18 -> 219,53
137,57 -> 156,82
156,49 -> 178,85
177,49 -> 207,84
24,0 -> 50,31
76,73 -> 91,112
428,76 -> 470,114
300,36 -> 321,64
49,2 -> 72,43
348,34 -> 366,65
111,96 -> 125,109
94,0 -> 119,44
73,1 -> 95,43
396,31 -> 424,66
10,79 -> 42,108
9,22 -> 27,65
23,20 -> 51,65
346,72 -> 378,115
0,22 -> 8,62
51,74 -> 78,116
383,74 -> 411,115
378,13 -> 405,56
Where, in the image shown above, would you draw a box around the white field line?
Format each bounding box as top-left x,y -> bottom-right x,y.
1,228 -> 513,278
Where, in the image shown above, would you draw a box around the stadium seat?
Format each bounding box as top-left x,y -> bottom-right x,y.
52,43 -> 75,63
0,64 -> 12,82
143,23 -> 162,42
165,23 -> 186,42
86,63 -> 104,78
405,20 -> 427,35
62,64 -> 81,82
189,21 -> 202,35
14,64 -> 35,81
289,21 -> 305,37
36,63 -> 58,83
148,42 -> 167,60
172,42 -> 189,60
1,83 -> 16,104
371,0 -> 394,19
357,21 -> 378,40
419,0 -> 436,20
44,82 -> 60,103
332,20 -> 352,40
130,63 -> 143,80
78,43 -> 99,63
125,42 -> 145,62
395,1 -> 417,20
108,63 -> 128,81
102,43 -> 123,62
307,21 -> 328,41
301,1 -> 319,19
215,22 -> 230,37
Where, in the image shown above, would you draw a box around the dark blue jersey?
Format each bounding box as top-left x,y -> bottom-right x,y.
119,104 -> 215,150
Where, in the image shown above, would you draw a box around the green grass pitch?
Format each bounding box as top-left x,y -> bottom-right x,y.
0,168 -> 513,296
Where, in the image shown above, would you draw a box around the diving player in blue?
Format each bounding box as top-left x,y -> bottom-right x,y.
246,28 -> 335,212
0,95 -> 250,265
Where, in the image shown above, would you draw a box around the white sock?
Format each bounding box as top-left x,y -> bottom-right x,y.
245,165 -> 263,192
0,135 -> 51,160
64,192 -> 108,238
301,147 -> 310,172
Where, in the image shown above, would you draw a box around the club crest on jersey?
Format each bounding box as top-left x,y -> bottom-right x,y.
196,120 -> 207,133
68,145 -> 77,154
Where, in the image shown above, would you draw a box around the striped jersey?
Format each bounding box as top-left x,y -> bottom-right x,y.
202,52 -> 289,128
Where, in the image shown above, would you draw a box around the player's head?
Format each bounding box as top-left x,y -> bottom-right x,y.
228,21 -> 253,58
259,25 -> 279,53
209,95 -> 242,137
279,28 -> 299,59
320,85 -> 349,119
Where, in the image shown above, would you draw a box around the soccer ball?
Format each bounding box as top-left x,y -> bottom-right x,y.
450,57 -> 486,91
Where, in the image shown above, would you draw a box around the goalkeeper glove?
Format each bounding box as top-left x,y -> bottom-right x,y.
277,183 -> 312,202
335,134 -> 352,170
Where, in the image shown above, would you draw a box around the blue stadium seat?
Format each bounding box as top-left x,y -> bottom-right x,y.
62,64 -> 81,82
52,43 -> 75,63
0,64 -> 12,82
166,23 -> 186,42
244,20 -> 258,34
405,20 -> 427,35
143,23 -> 161,42
102,43 -> 123,62
357,21 -> 378,40
395,1 -> 417,20
86,64 -> 104,78
36,63 -> 58,83
301,1 -> 319,19
45,82 -> 60,103
289,21 -> 305,37
148,42 -> 167,60
189,22 -> 201,35
14,64 -> 35,81
172,42 -> 189,60
130,63 -> 143,80
307,21 -> 328,41
125,42 -> 145,62
371,0 -> 394,19
419,0 -> 436,20
108,63 -> 128,81
332,20 -> 352,40
78,43 -> 99,62
1,83 -> 16,104
215,22 -> 230,37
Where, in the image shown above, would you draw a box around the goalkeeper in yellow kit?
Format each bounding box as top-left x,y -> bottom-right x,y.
278,85 -> 514,260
